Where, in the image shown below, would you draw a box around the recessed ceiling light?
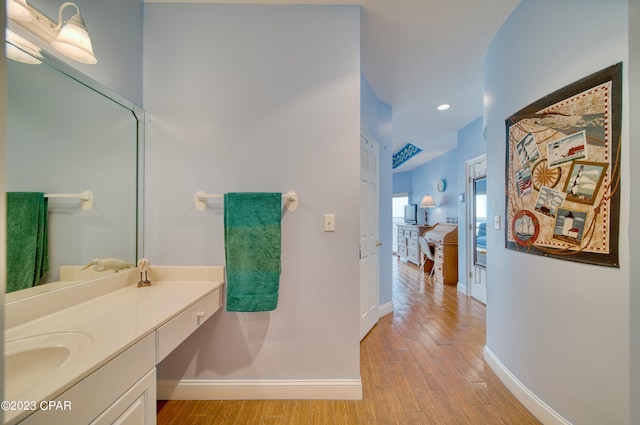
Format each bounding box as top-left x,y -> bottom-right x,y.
437,103 -> 451,111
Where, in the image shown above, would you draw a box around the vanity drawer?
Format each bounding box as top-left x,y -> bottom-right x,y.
156,288 -> 222,362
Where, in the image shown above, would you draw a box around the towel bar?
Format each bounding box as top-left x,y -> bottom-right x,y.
194,191 -> 298,212
44,190 -> 93,210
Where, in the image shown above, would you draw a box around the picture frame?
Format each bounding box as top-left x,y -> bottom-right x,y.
562,161 -> 608,205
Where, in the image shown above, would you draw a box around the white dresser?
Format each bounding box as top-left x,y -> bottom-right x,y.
396,224 -> 432,265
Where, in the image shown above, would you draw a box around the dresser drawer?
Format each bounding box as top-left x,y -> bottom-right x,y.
156,288 -> 222,362
408,248 -> 419,263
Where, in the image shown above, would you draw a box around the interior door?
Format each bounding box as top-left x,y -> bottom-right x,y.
467,155 -> 487,303
360,132 -> 380,340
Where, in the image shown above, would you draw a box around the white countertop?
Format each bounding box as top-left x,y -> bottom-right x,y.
4,267 -> 224,425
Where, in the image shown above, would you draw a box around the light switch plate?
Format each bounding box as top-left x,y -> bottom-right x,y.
324,214 -> 335,232
494,215 -> 501,230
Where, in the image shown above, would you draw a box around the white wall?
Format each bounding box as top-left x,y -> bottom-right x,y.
629,1 -> 640,423
144,4 -> 361,383
483,1 -> 630,424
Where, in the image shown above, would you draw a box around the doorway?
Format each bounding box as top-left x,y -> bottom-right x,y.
466,154 -> 487,303
392,194 -> 409,254
360,131 -> 380,340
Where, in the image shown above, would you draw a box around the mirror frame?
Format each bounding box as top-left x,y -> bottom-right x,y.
4,24 -> 145,302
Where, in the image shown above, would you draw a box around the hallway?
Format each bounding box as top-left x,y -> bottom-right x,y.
157,258 -> 540,424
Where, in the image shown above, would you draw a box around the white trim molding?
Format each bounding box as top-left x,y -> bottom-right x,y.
157,378 -> 362,401
484,346 -> 571,425
457,281 -> 466,295
378,301 -> 394,318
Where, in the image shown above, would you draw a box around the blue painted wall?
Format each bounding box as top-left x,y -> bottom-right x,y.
408,149 -> 458,226
455,117 -> 485,290
484,0 -> 630,423
144,3 -> 361,384
392,171 -> 412,195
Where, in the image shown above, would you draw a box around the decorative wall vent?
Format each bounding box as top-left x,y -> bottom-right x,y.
392,143 -> 422,169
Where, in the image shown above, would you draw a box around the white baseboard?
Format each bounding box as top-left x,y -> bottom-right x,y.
378,301 -> 394,318
157,378 -> 362,401
484,346 -> 571,425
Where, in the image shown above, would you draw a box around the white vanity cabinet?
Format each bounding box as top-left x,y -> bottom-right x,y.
90,369 -> 156,425
5,267 -> 225,425
22,334 -> 157,425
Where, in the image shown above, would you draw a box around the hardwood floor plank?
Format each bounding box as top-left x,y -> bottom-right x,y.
333,400 -> 359,425
158,258 -> 541,425
310,400 -> 337,425
234,400 -> 267,425
209,400 -> 246,424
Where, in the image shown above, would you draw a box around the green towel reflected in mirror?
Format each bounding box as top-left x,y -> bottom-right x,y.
6,192 -> 49,293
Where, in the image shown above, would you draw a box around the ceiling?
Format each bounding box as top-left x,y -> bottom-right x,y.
150,0 -> 521,172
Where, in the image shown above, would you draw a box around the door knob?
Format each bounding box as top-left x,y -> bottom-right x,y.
375,241 -> 382,247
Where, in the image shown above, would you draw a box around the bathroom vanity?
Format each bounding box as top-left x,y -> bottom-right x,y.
4,267 -> 225,425
3,19 -> 222,425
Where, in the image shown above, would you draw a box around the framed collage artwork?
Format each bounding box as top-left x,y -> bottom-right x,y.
505,63 -> 622,267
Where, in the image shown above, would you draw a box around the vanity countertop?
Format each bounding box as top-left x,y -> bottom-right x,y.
4,266 -> 225,425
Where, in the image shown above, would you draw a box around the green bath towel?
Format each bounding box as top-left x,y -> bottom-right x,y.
224,192 -> 281,312
6,192 -> 49,292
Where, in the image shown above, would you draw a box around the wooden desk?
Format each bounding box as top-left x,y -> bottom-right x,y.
424,223 -> 458,285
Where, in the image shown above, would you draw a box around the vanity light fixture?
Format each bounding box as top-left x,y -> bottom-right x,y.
421,194 -> 436,223
6,0 -> 97,64
5,28 -> 42,64
7,0 -> 33,22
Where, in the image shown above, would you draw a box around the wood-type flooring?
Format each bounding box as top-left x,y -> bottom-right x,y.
157,258 -> 541,424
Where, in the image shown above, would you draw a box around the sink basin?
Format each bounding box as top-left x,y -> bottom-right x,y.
4,332 -> 92,399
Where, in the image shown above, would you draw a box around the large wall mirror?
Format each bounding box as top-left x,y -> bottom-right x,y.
5,29 -> 144,300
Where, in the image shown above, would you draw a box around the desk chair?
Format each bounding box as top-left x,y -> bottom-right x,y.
418,236 -> 435,277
